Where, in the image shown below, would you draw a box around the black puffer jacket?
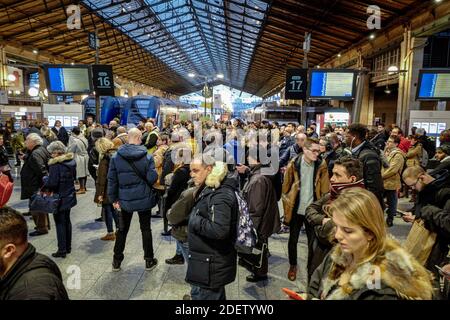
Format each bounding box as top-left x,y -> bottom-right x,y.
186,167 -> 239,290
352,141 -> 384,207
415,170 -> 450,288
20,145 -> 50,200
0,244 -> 68,300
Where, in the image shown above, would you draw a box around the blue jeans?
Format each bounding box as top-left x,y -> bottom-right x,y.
384,190 -> 398,219
103,204 -> 118,233
53,209 -> 72,253
192,286 -> 226,300
177,240 -> 200,298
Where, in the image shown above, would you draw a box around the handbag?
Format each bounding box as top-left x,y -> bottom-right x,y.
0,173 -> 13,208
404,219 -> 437,265
30,191 -> 60,214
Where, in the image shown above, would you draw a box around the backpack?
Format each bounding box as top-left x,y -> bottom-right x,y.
234,191 -> 258,255
420,148 -> 429,168
0,173 -> 13,208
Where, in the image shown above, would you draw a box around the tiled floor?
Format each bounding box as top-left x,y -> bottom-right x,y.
8,167 -> 413,300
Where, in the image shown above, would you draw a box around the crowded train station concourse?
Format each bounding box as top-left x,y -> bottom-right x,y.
0,0 -> 449,306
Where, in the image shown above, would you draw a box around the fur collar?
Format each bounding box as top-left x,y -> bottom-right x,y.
48,153 -> 74,165
322,238 -> 433,300
205,161 -> 228,188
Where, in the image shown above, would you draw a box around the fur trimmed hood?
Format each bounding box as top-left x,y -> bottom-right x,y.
322,238 -> 434,300
205,161 -> 228,188
48,153 -> 74,165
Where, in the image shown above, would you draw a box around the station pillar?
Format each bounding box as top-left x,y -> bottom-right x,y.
396,28 -> 427,131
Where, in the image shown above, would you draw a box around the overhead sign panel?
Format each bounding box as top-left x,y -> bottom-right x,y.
285,69 -> 308,100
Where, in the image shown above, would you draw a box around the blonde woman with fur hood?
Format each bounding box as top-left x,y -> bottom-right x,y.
186,153 -> 239,300
308,188 -> 434,300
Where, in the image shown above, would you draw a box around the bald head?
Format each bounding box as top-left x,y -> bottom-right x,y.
117,126 -> 127,134
128,128 -> 142,145
296,133 -> 307,148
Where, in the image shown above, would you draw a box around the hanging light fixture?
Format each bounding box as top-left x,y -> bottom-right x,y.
384,84 -> 391,94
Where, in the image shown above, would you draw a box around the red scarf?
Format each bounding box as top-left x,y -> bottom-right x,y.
329,179 -> 365,201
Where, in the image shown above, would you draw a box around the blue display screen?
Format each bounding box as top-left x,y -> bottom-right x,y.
418,72 -> 450,99
47,67 -> 91,93
309,71 -> 355,99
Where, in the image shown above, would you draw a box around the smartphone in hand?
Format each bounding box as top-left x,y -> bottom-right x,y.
435,265 -> 450,277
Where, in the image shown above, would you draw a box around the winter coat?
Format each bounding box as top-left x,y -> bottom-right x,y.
224,138 -> 244,165
142,129 -> 158,154
167,186 -> 198,242
352,141 -> 384,207
406,143 -> 423,167
279,143 -> 302,168
0,244 -> 69,300
414,172 -> 450,287
165,164 -> 190,212
43,153 -> 77,211
382,148 -> 405,191
371,132 -> 387,151
160,142 -> 190,185
94,149 -> 116,205
112,133 -> 128,149
152,144 -> 169,190
305,194 -> 335,279
279,135 -> 295,157
242,165 -> 281,239
281,154 -> 330,224
308,239 -> 434,300
20,145 -> 50,200
430,157 -> 450,175
186,163 -> 239,289
68,134 -> 89,179
51,126 -> 69,146
107,143 -> 157,212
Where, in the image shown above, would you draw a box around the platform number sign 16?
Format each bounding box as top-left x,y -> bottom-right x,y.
285,69 -> 308,100
91,64 -> 115,97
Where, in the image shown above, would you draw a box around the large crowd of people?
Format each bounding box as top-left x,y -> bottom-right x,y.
0,116 -> 449,300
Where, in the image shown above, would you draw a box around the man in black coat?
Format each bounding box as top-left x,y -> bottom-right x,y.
51,120 -> 69,146
346,123 -> 384,208
402,167 -> 450,299
0,208 -> 68,300
20,133 -> 50,236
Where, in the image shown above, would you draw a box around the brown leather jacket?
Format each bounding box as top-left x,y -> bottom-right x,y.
282,154 -> 330,224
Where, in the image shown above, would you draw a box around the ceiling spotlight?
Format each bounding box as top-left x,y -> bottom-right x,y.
188,73 -> 196,78
32,49 -> 38,54
369,34 -> 375,40
7,74 -> 16,81
216,73 -> 224,79
71,62 -> 75,65
435,0 -> 442,3
384,85 -> 391,94
337,53 -> 342,57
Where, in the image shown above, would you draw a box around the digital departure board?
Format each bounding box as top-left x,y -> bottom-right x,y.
416,69 -> 450,101
308,69 -> 357,100
44,64 -> 92,94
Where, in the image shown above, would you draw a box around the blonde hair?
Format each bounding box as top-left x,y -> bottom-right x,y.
95,137 -> 115,155
402,166 -> 425,181
324,188 -> 387,267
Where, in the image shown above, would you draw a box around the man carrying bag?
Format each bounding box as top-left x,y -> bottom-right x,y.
107,128 -> 158,272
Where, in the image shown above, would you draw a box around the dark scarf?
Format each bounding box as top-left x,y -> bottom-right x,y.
330,179 -> 365,201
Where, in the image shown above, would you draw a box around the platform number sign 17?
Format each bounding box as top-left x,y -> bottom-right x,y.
285,69 -> 308,100
91,64 -> 115,97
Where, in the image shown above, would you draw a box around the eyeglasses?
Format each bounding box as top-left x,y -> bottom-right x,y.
306,148 -> 321,154
405,177 -> 420,188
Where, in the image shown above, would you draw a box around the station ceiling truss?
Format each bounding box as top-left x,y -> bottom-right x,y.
0,0 -> 429,97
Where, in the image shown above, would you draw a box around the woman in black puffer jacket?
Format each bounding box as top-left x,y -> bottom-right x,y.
43,141 -> 77,258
